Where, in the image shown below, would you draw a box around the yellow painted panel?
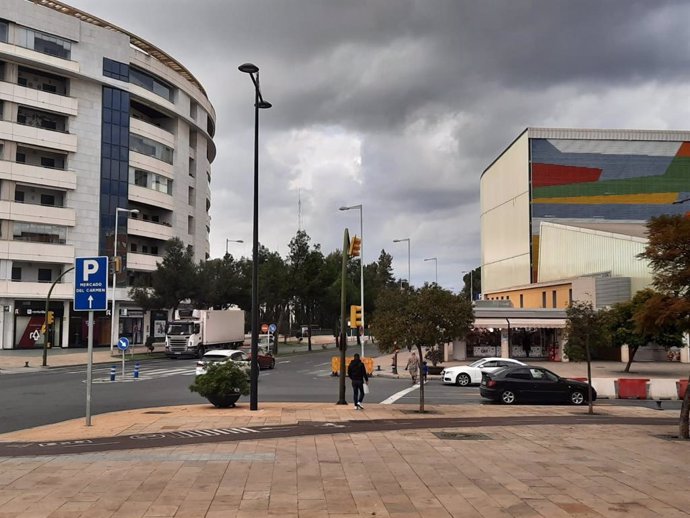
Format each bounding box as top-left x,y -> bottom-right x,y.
532,193 -> 678,205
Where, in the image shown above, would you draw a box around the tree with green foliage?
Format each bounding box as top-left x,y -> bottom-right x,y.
460,267 -> 481,301
371,285 -> 473,411
129,238 -> 197,316
637,214 -> 690,439
608,289 -> 683,372
565,301 -> 610,414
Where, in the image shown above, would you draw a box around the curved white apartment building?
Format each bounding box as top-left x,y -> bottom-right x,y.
0,0 -> 215,348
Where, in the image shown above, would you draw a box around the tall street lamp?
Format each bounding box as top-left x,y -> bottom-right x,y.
110,207 -> 139,354
424,257 -> 438,284
239,62 -> 271,411
225,239 -> 243,255
393,238 -> 411,288
462,269 -> 474,301
339,204 -> 364,356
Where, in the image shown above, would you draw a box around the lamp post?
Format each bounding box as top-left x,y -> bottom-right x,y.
393,238 -> 411,288
339,205 -> 364,355
225,239 -> 243,255
110,207 -> 139,354
424,257 -> 438,285
462,270 -> 474,301
239,62 -> 271,411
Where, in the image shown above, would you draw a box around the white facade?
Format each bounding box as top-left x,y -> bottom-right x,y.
0,0 -> 216,349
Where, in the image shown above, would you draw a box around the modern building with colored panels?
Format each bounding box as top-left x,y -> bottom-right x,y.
481,128 -> 690,296
0,0 -> 215,349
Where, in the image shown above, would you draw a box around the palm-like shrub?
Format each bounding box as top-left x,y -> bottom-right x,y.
189,361 -> 250,399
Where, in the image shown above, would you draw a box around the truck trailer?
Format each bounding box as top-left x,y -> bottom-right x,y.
165,308 -> 245,358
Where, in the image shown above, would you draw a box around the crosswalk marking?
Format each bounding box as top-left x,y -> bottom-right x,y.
86,366 -> 196,383
168,427 -> 259,438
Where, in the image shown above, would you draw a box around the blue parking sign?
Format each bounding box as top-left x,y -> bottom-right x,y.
74,257 -> 108,311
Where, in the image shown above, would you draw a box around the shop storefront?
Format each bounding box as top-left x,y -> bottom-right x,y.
68,302 -> 110,348
14,300 -> 65,349
119,307 -> 144,345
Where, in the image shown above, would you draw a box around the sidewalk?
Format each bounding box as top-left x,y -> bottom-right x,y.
0,402 -> 688,517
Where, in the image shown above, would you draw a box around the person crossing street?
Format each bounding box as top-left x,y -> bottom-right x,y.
347,353 -> 369,410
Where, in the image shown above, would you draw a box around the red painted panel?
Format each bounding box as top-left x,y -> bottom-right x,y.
676,142 -> 690,157
532,163 -> 602,188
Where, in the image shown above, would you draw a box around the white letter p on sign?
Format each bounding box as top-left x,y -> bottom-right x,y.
83,260 -> 99,281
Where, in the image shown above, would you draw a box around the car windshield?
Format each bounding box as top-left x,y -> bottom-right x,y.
166,323 -> 193,335
468,359 -> 486,367
202,354 -> 230,362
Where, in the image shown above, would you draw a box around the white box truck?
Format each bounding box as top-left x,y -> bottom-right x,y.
165,308 -> 245,358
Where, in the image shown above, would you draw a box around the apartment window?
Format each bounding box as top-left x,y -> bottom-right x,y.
151,246 -> 159,255
519,294 -> 524,308
16,27 -> 72,60
15,190 -> 24,203
40,157 -> 55,168
552,290 -> 557,308
129,67 -> 174,102
142,245 -> 149,254
131,168 -> 173,194
129,134 -> 173,164
134,170 -> 147,187
11,267 -> 21,281
541,291 -> 546,308
38,268 -> 52,283
206,198 -> 211,212
207,116 -> 215,138
189,157 -> 195,177
188,187 -> 195,206
188,215 -> 194,234
103,58 -> 129,82
131,243 -> 138,252
17,106 -> 67,132
190,102 -> 197,120
0,20 -> 8,43
40,194 -> 55,206
17,66 -> 68,96
13,222 -> 66,244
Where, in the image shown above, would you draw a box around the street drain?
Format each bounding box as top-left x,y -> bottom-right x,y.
143,411 -> 172,414
433,431 -> 491,440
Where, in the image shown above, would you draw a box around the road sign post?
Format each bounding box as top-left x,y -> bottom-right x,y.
74,257 -> 108,426
118,337 -> 130,379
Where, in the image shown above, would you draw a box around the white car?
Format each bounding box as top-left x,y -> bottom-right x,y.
441,357 -> 527,386
195,349 -> 252,377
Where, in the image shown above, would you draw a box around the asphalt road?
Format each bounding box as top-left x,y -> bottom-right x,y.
0,344 -> 681,433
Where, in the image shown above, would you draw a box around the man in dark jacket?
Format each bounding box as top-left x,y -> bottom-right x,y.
347,353 -> 368,410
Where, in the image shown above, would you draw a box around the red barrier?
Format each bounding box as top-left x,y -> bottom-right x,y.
617,378 -> 649,399
678,379 -> 689,400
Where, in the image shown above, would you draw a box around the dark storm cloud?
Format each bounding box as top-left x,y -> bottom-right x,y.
64,0 -> 690,288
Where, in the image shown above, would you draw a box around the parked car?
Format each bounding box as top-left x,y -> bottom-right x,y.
195,349 -> 274,376
441,357 -> 526,386
480,365 -> 597,405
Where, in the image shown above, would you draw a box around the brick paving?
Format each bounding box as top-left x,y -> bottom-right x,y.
0,402 -> 689,517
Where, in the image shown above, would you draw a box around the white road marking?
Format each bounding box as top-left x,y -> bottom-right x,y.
380,384 -> 420,405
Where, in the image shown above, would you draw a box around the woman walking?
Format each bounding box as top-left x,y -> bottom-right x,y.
406,351 -> 420,384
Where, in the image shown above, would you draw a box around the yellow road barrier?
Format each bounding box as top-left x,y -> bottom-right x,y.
331,356 -> 374,376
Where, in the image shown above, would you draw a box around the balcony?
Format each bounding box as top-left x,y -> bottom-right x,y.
129,151 -> 173,178
0,279 -> 73,299
130,117 -> 175,149
0,81 -> 78,116
0,200 -> 75,227
128,83 -> 175,112
0,120 -> 77,152
0,240 -> 74,264
0,41 -> 80,74
128,184 -> 174,211
0,160 -> 77,190
128,217 -> 174,241
127,251 -> 162,271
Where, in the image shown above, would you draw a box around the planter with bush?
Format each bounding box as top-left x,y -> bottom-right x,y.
189,360 -> 250,408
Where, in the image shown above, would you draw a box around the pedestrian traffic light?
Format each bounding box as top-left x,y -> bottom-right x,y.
348,235 -> 362,257
350,305 -> 362,328
46,311 -> 54,325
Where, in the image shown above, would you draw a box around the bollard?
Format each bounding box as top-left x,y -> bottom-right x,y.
134,362 -> 140,379
110,365 -> 116,382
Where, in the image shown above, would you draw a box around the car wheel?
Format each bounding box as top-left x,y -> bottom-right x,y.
456,373 -> 471,386
269,358 -> 275,369
570,391 -> 585,405
501,390 -> 516,405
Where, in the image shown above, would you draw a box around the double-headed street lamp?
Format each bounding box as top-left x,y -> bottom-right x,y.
225,239 -> 243,255
239,62 -> 271,411
339,204 -> 364,356
393,238 -> 411,288
424,257 -> 438,284
110,207 -> 139,354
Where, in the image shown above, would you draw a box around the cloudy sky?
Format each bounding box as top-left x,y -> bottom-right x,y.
67,0 -> 690,291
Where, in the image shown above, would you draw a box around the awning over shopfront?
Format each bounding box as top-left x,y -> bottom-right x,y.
473,318 -> 567,329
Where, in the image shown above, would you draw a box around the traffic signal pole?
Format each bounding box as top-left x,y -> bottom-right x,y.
42,266 -> 74,367
337,228 -> 349,405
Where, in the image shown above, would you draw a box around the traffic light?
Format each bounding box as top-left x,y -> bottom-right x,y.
350,305 -> 362,328
348,235 -> 362,257
113,256 -> 122,273
46,311 -> 54,325
40,323 -> 46,335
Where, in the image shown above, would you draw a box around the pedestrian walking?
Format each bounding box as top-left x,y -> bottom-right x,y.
406,351 -> 420,384
422,361 -> 429,382
347,353 -> 369,410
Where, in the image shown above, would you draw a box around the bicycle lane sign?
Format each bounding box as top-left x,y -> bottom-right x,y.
74,257 -> 108,311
